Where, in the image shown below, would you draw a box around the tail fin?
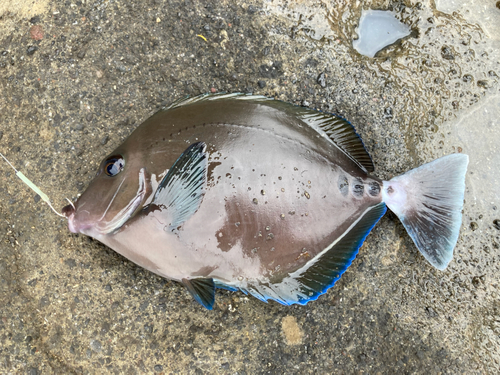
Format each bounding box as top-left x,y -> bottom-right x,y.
382,154 -> 469,270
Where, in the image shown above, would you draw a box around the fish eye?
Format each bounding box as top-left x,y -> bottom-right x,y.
104,155 -> 125,177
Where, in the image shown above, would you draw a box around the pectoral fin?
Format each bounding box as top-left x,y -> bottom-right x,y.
151,142 -> 208,231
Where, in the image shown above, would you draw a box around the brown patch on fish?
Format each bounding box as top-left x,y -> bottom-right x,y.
206,161 -> 221,187
216,229 -> 232,252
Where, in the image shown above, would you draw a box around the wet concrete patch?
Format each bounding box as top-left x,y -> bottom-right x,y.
281,315 -> 303,345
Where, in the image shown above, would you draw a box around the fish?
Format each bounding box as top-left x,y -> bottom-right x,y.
62,93 -> 469,309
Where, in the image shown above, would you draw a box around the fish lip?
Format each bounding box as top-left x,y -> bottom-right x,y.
66,212 -> 79,233
62,203 -> 75,217
62,203 -> 80,233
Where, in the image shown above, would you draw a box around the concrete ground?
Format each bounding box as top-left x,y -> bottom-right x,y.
0,0 -> 498,373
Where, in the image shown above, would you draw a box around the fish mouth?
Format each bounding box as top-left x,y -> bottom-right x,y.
64,168 -> 150,235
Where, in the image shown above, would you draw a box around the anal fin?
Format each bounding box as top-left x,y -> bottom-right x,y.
239,203 -> 387,305
182,278 -> 215,310
293,202 -> 387,303
214,280 -> 238,292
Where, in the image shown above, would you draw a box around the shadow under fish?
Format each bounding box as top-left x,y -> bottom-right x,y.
62,93 -> 469,309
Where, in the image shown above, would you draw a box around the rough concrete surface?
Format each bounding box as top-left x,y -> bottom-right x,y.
0,0 -> 499,373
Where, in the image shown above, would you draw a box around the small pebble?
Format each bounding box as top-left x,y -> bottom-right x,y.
247,5 -> 257,14
29,25 -> 44,41
90,339 -> 102,353
27,46 -> 38,56
384,107 -> 393,119
493,219 -> 500,230
317,72 -> 326,88
101,135 -> 109,145
441,46 -> 455,60
154,365 -> 164,372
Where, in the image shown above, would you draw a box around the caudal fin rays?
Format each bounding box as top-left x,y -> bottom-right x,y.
382,154 -> 469,270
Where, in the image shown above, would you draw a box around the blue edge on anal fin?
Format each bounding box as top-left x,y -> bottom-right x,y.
293,202 -> 387,305
214,281 -> 238,292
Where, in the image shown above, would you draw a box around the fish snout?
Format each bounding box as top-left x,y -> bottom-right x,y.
62,204 -> 79,233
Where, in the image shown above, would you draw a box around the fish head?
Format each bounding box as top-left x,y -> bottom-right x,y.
62,147 -> 153,237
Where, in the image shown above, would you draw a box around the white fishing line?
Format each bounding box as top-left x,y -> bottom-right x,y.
0,152 -> 66,218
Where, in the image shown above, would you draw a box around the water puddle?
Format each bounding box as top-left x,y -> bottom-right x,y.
432,93 -> 500,215
353,9 -> 410,58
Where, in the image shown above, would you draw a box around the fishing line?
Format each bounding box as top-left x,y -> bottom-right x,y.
0,152 -> 66,218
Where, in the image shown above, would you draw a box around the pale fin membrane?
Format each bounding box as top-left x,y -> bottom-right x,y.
382,154 -> 469,270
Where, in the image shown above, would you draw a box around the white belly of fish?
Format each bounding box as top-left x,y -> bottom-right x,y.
93,213 -> 264,283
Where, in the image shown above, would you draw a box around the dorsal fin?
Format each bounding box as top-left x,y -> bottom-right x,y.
182,278 -> 215,309
151,142 -> 208,231
164,92 -> 271,110
298,111 -> 375,173
164,93 -> 374,173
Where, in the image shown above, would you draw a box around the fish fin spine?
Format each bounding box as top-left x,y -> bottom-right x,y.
299,112 -> 375,172
382,154 -> 469,270
164,92 -> 271,110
